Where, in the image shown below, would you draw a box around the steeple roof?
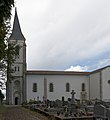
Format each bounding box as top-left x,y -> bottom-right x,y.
9,8 -> 25,40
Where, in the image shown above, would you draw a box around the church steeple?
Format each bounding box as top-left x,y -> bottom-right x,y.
7,8 -> 26,105
9,8 -> 25,40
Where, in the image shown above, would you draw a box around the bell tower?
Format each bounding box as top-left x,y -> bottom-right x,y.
6,8 -> 26,105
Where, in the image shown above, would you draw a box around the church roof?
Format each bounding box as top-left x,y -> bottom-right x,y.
9,8 -> 25,40
26,70 -> 90,76
91,65 -> 110,74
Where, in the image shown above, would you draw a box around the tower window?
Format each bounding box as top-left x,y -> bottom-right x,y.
32,83 -> 37,92
49,83 -> 54,92
66,83 -> 70,92
15,45 -> 20,56
18,67 -> 19,71
15,66 -> 17,71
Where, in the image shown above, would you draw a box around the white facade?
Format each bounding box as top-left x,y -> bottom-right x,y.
101,67 -> 110,100
26,67 -> 110,102
90,72 -> 101,100
26,73 -> 89,101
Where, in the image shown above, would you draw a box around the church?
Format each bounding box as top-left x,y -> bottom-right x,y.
6,9 -> 110,105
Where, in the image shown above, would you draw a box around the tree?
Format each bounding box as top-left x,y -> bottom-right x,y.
0,0 -> 14,89
0,90 -> 4,104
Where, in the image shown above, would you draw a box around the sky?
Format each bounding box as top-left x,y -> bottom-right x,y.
11,0 -> 110,71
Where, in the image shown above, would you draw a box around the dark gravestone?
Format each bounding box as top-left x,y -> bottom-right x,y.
106,108 -> 110,118
94,105 -> 106,118
62,96 -> 65,102
62,96 -> 65,106
55,99 -> 62,108
50,101 -> 54,108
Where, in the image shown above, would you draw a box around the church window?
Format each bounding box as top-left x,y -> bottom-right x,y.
18,67 -> 19,71
66,83 -> 70,92
49,83 -> 54,92
81,83 -> 85,91
15,66 -> 17,71
33,83 -> 37,92
15,45 -> 20,56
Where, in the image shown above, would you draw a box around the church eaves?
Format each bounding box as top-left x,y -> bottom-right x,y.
9,8 -> 25,40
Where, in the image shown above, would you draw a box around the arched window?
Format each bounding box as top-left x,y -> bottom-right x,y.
15,66 -> 17,71
49,83 -> 54,92
18,66 -> 20,71
82,83 -> 85,91
33,83 -> 37,92
66,83 -> 70,92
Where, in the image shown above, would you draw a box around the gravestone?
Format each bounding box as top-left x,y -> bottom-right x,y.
37,96 -> 39,101
50,101 -> 54,108
62,96 -> 65,102
62,96 -> 65,106
55,99 -> 62,108
106,108 -> 110,118
68,90 -> 77,115
71,90 -> 76,103
94,104 -> 106,118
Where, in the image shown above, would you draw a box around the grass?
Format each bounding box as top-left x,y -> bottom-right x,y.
21,107 -> 49,120
0,105 -> 6,120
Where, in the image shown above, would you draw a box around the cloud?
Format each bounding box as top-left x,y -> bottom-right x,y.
12,0 -> 110,70
65,65 -> 88,72
65,58 -> 110,72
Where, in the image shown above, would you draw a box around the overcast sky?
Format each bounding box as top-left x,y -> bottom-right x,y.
11,0 -> 110,71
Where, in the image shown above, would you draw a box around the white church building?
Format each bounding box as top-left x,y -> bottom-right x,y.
6,9 -> 110,105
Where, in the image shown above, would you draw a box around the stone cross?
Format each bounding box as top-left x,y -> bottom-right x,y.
71,90 -> 76,102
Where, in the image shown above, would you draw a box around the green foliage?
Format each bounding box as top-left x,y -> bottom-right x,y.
0,0 -> 14,86
0,0 -> 14,21
0,0 -> 14,61
0,90 -> 4,104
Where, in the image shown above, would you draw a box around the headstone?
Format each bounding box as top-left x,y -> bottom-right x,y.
71,90 -> 76,103
37,96 -> 39,101
62,96 -> 65,106
106,108 -> 110,118
46,99 -> 50,108
50,101 -> 54,108
94,104 -> 106,118
80,91 -> 87,101
65,112 -> 69,117
56,99 -> 62,108
62,96 -> 65,102
68,90 -> 77,114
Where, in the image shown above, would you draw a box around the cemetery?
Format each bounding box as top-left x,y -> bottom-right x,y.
22,90 -> 110,120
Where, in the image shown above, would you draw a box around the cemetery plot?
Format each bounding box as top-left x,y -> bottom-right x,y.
23,90 -> 96,119
22,90 -> 110,120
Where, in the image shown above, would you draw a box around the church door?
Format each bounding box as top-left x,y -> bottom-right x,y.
15,97 -> 18,105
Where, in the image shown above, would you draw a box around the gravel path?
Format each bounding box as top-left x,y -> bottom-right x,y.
3,106 -> 48,120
